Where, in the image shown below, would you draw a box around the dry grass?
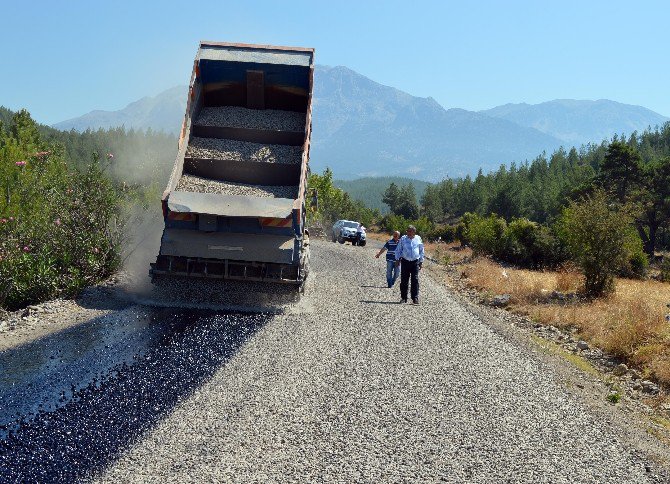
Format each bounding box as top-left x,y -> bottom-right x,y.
429,249 -> 670,386
532,278 -> 670,380
428,241 -> 472,264
556,268 -> 582,292
464,257 -> 559,304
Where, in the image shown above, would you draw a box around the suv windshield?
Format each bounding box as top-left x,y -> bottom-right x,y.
342,221 -> 358,228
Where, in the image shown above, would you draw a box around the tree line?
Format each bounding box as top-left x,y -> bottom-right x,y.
379,123 -> 670,256
311,122 -> 670,296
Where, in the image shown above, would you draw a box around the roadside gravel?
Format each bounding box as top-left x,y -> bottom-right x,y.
186,137 -> 302,164
175,174 -> 298,198
196,106 -> 305,132
1,240 -> 667,482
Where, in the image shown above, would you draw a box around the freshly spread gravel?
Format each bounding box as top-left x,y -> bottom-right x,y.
1,240 -> 665,482
176,174 -> 298,199
197,106 -> 305,132
186,137 -> 302,164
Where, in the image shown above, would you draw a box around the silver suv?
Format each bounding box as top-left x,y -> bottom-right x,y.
332,220 -> 366,246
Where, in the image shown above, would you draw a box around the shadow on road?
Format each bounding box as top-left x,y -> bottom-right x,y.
360,299 -> 404,305
359,285 -> 389,289
0,308 -> 270,482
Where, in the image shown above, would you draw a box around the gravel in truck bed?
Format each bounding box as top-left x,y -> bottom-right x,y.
176,174 -> 298,199
186,137 -> 302,164
196,106 -> 305,132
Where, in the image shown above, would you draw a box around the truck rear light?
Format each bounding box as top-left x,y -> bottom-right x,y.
259,217 -> 292,228
168,211 -> 197,222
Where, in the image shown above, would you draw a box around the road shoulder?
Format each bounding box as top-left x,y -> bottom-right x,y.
423,258 -> 670,473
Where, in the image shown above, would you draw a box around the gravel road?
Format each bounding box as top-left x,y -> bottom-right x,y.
1,240 -> 667,482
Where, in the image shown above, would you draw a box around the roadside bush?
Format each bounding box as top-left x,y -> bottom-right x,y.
505,218 -> 567,269
557,189 -> 636,297
425,224 -> 457,243
463,213 -> 508,258
460,213 -> 567,269
619,228 -> 648,279
380,213 -> 433,236
455,221 -> 467,246
308,168 -> 379,229
0,111 -> 124,310
660,257 -> 670,282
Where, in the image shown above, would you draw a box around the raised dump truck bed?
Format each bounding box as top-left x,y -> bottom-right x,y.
151,42 -> 314,287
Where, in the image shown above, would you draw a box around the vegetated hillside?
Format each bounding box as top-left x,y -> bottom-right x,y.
0,106 -> 13,126
53,86 -> 187,135
334,176 -> 430,213
311,65 -> 563,180
1,109 -> 127,310
2,106 -> 177,184
481,99 -> 669,146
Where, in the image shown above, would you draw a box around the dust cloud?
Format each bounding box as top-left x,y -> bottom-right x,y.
118,205 -> 165,299
106,133 -> 177,300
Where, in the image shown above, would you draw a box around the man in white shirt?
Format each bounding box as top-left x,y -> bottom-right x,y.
395,225 -> 424,304
355,223 -> 366,245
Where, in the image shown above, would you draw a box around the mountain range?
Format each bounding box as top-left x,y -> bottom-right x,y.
53,85 -> 187,135
52,66 -> 669,181
480,99 -> 669,146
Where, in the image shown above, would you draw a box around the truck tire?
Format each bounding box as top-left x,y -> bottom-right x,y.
359,241 -> 366,247
338,236 -> 345,244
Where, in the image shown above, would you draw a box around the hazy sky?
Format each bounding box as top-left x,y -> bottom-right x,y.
2,0 -> 668,124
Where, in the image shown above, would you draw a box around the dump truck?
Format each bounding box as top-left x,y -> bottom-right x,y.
150,41 -> 314,291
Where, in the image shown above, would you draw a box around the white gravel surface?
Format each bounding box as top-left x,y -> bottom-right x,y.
186,137 -> 302,164
1,240 -> 666,482
197,106 -> 305,132
97,241 -> 662,483
176,174 -> 298,198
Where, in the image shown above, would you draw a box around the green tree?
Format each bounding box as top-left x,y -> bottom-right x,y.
396,183 -> 419,219
636,157 -> 670,255
597,141 -> 643,203
382,182 -> 400,214
420,184 -> 444,222
308,168 -> 379,229
558,189 -> 636,297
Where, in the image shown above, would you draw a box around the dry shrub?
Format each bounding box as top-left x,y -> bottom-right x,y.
465,258 -> 550,303
460,254 -> 670,385
591,299 -> 664,358
532,277 -> 670,383
650,355 -> 670,384
536,292 -> 666,358
555,268 -> 582,293
425,241 -> 472,264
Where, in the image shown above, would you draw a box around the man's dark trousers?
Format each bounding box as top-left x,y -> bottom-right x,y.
399,258 -> 420,301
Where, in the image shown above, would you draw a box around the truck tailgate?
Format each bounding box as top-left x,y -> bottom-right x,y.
168,191 -> 294,218
159,228 -> 295,264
